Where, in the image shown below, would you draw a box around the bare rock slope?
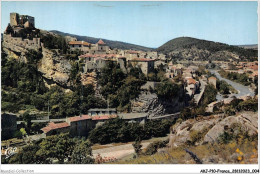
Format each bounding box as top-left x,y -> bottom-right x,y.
169,111 -> 258,147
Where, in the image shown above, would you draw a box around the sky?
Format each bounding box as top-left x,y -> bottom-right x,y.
1,1 -> 258,48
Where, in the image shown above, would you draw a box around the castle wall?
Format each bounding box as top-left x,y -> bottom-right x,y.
3,34 -> 41,52
10,13 -> 19,26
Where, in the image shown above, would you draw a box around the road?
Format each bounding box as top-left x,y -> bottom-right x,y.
209,70 -> 254,101
92,142 -> 150,160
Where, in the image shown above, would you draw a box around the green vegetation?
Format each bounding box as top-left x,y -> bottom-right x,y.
88,118 -> 173,144
188,127 -> 210,145
40,32 -> 68,54
217,80 -> 237,94
219,70 -> 252,86
98,61 -> 145,112
143,139 -> 169,155
181,84 -> 217,119
223,98 -> 258,116
4,133 -> 94,164
157,37 -> 257,60
1,50 -> 105,119
155,81 -> 181,100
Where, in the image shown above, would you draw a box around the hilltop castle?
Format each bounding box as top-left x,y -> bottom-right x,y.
10,12 -> 35,28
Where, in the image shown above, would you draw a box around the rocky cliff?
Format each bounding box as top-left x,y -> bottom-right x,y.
131,91 -> 185,118
169,111 -> 258,147
2,32 -> 72,88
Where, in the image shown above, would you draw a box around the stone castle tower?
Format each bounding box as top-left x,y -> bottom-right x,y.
10,12 -> 35,28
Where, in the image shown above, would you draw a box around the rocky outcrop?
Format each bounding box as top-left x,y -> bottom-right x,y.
38,48 -> 71,86
131,91 -> 185,118
169,111 -> 258,147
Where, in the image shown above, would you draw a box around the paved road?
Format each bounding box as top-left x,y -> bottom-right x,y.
209,70 -> 254,101
92,142 -> 150,160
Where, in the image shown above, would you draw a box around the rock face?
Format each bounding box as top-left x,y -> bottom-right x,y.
131,91 -> 185,118
169,111 -> 258,147
38,48 -> 71,86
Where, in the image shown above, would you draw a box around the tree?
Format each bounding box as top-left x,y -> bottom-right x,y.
8,144 -> 41,164
22,112 -> 32,135
36,133 -> 77,164
132,138 -> 142,157
70,140 -> 94,164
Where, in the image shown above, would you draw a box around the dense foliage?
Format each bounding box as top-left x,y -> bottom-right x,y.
219,70 -> 252,86
217,80 -> 237,95
98,61 -> 145,112
181,84 -> 217,119
1,50 -> 105,118
224,98 -> 258,116
40,32 -> 68,54
88,118 -> 174,144
5,133 -> 94,164
155,80 -> 181,100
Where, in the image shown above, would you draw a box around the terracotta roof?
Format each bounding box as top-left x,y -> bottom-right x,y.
92,115 -> 117,120
186,78 -> 197,85
69,41 -> 90,46
41,122 -> 70,133
126,50 -> 139,54
208,76 -> 217,80
248,65 -> 258,71
69,115 -> 92,122
131,58 -> 155,62
97,39 -> 106,45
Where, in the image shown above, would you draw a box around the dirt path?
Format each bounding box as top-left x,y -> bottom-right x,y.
92,142 -> 150,160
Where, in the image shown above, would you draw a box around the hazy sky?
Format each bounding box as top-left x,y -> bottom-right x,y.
1,1 -> 258,48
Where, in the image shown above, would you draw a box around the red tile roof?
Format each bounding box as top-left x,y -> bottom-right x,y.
186,78 -> 197,85
41,122 -> 70,133
69,41 -> 90,46
208,76 -> 217,81
97,39 -> 106,45
131,58 -> 155,62
69,115 -> 92,122
92,115 -> 117,120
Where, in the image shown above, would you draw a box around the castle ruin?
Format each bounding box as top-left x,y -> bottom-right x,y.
10,12 -> 35,28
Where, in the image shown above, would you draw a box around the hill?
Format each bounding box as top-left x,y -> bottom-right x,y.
236,44 -> 258,50
50,30 -> 153,51
157,37 -> 257,61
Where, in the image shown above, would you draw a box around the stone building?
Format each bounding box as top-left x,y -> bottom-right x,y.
68,41 -> 91,53
89,39 -> 110,53
185,77 -> 200,97
10,12 -> 35,28
1,113 -> 17,140
79,53 -> 127,73
128,58 -> 155,75
41,108 -> 118,137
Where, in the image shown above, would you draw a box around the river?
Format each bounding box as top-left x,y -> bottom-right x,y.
209,70 -> 254,101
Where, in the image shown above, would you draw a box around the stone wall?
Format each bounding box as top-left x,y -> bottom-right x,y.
3,34 -> 41,52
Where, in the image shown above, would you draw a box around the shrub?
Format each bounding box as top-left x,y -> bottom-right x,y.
144,139 -> 169,155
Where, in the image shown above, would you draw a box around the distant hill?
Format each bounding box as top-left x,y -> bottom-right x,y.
157,37 -> 257,61
235,44 -> 258,50
50,30 -> 153,52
